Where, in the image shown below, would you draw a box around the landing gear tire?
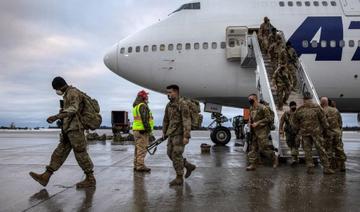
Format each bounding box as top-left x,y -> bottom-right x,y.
210,126 -> 231,145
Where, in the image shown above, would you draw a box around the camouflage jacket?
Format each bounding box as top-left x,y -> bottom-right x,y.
293,101 -> 329,136
259,22 -> 272,38
250,103 -> 272,136
286,47 -> 298,64
272,67 -> 291,87
278,48 -> 289,65
323,106 -> 342,134
268,42 -> 283,59
268,33 -> 282,46
163,97 -> 191,139
62,86 -> 85,132
280,111 -> 296,134
133,96 -> 151,133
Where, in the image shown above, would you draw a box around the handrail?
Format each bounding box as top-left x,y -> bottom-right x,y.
250,32 -> 280,153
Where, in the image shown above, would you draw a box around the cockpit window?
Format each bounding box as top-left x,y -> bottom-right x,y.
172,2 -> 201,14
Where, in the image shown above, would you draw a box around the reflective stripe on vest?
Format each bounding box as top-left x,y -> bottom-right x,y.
132,103 -> 154,131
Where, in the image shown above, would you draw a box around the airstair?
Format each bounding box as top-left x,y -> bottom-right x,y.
225,26 -> 320,159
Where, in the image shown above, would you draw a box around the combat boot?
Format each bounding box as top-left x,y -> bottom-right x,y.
323,168 -> 335,175
246,164 -> 256,171
76,173 -> 96,188
135,167 -> 151,173
29,170 -> 52,187
169,175 -> 184,186
184,159 -> 196,179
272,154 -> 279,168
339,161 -> 346,172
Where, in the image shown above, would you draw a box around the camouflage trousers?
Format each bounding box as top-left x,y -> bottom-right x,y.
276,85 -> 290,109
286,132 -> 300,158
167,135 -> 193,176
302,135 -> 330,168
325,132 -> 347,163
259,36 -> 269,52
133,131 -> 149,169
46,130 -> 94,174
287,64 -> 298,89
248,132 -> 275,165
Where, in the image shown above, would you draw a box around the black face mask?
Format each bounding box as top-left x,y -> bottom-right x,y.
291,107 -> 296,112
249,99 -> 255,106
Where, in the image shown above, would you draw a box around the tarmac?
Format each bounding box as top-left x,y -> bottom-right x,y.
0,130 -> 359,212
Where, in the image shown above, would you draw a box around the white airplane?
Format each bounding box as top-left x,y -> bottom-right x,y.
104,0 -> 360,145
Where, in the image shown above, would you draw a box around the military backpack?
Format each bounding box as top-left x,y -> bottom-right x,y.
181,98 -> 203,130
77,90 -> 102,130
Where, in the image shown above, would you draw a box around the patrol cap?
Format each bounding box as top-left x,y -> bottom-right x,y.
303,92 -> 312,100
52,77 -> 67,90
264,16 -> 269,21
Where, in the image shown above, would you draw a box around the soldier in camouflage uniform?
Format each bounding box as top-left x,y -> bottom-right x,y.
162,85 -> 196,186
272,65 -> 291,110
268,37 -> 284,72
293,93 -> 335,174
246,94 -> 278,171
259,17 -> 273,52
267,28 -> 282,50
285,42 -> 299,91
320,97 -> 347,171
29,77 -> 96,188
132,90 -> 153,172
279,101 -> 300,164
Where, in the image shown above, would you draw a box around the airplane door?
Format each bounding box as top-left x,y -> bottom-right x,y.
340,0 -> 360,16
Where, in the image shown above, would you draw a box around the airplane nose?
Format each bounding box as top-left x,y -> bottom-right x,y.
103,44 -> 118,72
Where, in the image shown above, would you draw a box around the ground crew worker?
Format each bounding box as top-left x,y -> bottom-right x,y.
132,90 -> 154,172
272,65 -> 291,110
29,77 -> 96,188
320,97 -> 346,171
246,94 -> 278,171
259,17 -> 273,52
268,37 -> 284,72
293,93 -> 335,175
162,85 -> 196,186
285,42 -> 299,90
279,101 -> 299,165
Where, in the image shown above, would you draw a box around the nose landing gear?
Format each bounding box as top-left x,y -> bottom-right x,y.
209,113 -> 231,145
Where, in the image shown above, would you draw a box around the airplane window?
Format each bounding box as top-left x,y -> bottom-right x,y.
302,40 -> 309,48
172,2 -> 201,13
349,40 -> 355,47
339,40 -> 345,48
305,1 -> 311,6
136,46 -> 141,53
152,45 -> 157,52
330,1 -> 336,6
330,40 -> 336,48
296,1 -> 302,6
168,44 -> 174,51
128,47 -> 133,53
177,43 -> 182,50
160,44 -> 165,51
221,42 -> 226,49
203,42 -> 209,49
279,1 -> 285,7
185,43 -> 191,50
322,1 -> 328,6
288,1 -> 294,7
321,40 -> 327,48
311,40 -> 318,48
194,43 -> 200,50
120,48 -> 125,54
143,45 -> 149,52
212,42 -> 217,49
314,1 -> 319,6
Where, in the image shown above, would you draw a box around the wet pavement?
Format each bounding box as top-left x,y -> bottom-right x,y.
0,130 -> 359,212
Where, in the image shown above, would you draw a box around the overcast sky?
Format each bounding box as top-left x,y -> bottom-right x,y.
0,0 -> 358,128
